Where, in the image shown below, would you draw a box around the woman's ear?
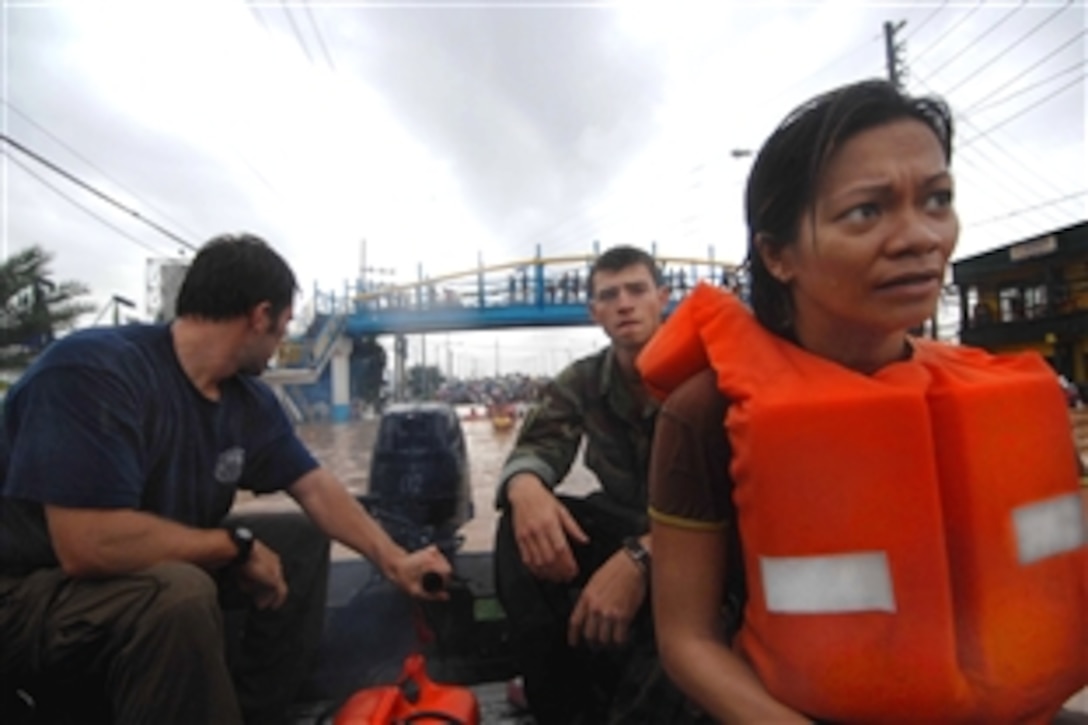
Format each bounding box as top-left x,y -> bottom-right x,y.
756,232 -> 794,284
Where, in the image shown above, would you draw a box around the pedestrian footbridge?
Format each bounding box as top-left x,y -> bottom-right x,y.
263,247 -> 742,422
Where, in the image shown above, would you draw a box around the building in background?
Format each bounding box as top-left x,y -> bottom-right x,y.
146,258 -> 189,323
954,220 -> 1088,387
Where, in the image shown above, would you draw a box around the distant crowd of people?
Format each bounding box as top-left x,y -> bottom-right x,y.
434,372 -> 549,407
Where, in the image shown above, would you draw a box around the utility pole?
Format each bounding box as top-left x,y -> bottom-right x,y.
887,18 -> 942,339
883,20 -> 907,90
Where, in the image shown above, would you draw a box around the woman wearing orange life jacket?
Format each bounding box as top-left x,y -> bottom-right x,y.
640,79 -> 1087,724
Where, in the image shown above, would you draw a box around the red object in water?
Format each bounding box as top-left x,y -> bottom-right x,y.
334,654 -> 480,725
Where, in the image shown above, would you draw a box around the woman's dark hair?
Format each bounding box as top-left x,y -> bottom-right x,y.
744,79 -> 953,336
587,245 -> 664,298
175,233 -> 297,321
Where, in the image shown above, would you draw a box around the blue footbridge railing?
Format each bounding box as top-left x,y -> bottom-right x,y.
300,252 -> 743,337
262,249 -> 744,422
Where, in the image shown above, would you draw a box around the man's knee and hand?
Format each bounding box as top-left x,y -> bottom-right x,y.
0,234 -> 452,724
493,246 -> 671,724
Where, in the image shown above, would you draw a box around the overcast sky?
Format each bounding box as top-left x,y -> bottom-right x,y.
2,0 -> 1085,376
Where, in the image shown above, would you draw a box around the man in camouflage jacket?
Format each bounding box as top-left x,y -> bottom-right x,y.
494,245 -> 671,724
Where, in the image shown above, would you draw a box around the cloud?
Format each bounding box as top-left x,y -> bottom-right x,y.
305,5 -> 669,252
3,0 -> 1084,353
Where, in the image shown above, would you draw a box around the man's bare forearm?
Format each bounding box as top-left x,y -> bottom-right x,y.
45,505 -> 236,577
289,468 -> 406,579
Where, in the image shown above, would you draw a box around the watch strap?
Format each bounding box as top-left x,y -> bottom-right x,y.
226,526 -> 255,568
622,535 -> 651,576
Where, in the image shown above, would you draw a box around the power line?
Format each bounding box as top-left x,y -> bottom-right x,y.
939,0 -> 1072,99
303,0 -> 337,71
964,190 -> 1088,228
960,124 -> 1075,221
240,0 -> 318,209
960,71 -> 1085,148
2,149 -> 178,258
909,0 -> 985,64
245,1 -> 270,31
248,0 -> 325,74
910,20 -> 1085,211
280,0 -> 315,64
916,1 -> 1027,76
0,98 -> 205,241
951,137 -> 1069,223
966,59 -> 1086,115
952,149 -> 1069,230
903,1 -> 950,41
912,75 -> 1074,221
0,133 -> 199,251
960,28 -> 1086,114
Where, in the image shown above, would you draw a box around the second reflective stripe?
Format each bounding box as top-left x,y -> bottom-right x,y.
1013,492 -> 1086,565
761,551 -> 896,614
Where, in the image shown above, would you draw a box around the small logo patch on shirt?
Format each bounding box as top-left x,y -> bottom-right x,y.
215,446 -> 246,484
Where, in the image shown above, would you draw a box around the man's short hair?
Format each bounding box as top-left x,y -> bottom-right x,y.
175,233 -> 297,321
587,246 -> 664,299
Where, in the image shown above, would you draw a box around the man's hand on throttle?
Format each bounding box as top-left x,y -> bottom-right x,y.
389,544 -> 453,601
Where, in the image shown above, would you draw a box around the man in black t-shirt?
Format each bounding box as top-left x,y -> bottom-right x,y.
0,234 -> 451,724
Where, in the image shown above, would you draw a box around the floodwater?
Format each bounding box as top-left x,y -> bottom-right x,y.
237,408 -> 1088,558
233,409 -> 599,557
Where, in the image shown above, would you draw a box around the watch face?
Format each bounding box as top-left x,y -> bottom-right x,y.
235,526 -> 254,543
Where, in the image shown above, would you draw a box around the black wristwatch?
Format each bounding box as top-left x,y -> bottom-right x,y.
226,525 -> 256,568
622,536 -> 651,577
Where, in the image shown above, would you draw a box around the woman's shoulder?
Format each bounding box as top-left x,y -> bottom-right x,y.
661,367 -> 728,423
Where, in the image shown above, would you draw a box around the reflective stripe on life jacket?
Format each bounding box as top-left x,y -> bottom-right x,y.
638,283 -> 1088,724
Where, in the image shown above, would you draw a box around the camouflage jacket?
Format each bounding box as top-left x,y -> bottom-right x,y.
496,346 -> 658,531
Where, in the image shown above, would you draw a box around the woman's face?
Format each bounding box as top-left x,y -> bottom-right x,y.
763,118 -> 959,367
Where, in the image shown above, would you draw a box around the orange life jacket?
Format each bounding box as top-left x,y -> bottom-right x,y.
334,654 -> 480,725
639,283 -> 1088,724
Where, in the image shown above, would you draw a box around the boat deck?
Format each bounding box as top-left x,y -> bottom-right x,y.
291,549 -> 531,724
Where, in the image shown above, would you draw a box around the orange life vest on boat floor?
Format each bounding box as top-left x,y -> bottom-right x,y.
334,655 -> 480,725
639,283 -> 1088,724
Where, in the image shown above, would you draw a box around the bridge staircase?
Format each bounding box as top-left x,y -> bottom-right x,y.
264,312 -> 348,423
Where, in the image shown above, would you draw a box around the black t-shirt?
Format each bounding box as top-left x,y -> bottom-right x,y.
0,324 -> 317,573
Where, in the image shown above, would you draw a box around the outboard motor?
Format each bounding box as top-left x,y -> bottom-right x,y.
363,402 -> 473,553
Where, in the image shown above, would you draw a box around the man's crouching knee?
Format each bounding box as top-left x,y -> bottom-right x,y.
121,562 -> 226,653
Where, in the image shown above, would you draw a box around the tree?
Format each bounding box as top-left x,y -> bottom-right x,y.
350,336 -> 387,408
0,245 -> 93,371
407,364 -> 444,400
